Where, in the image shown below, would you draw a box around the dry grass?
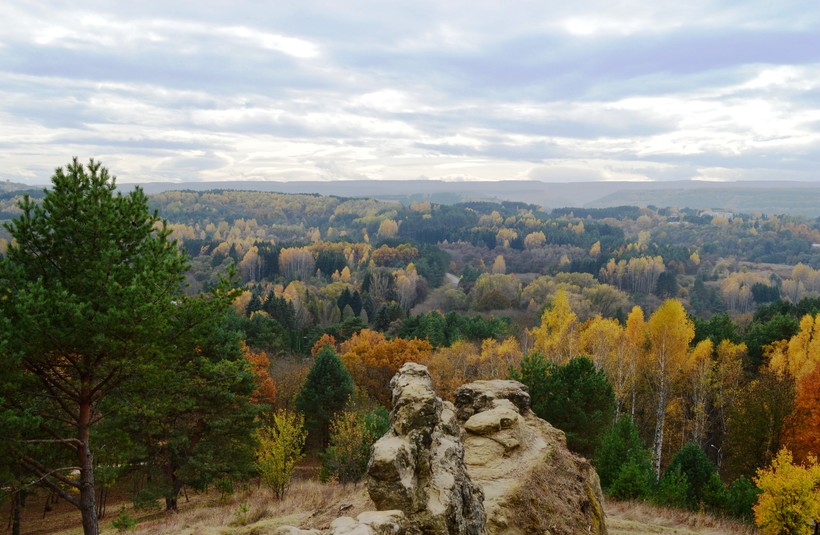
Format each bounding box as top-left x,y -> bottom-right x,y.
26,480 -> 758,535
36,480 -> 372,535
506,446 -> 605,535
605,499 -> 757,535
130,480 -> 373,535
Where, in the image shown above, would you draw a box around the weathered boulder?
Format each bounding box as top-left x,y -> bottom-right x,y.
454,380 -> 607,535
330,510 -> 407,535
367,362 -> 485,535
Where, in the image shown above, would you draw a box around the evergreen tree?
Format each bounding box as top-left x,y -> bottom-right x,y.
510,355 -> 616,456
0,159 -> 218,535
665,443 -> 720,510
296,347 -> 354,447
595,416 -> 647,490
106,314 -> 259,511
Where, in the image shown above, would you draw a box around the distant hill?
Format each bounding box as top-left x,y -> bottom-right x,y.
0,180 -> 38,193
586,184 -> 820,217
130,179 -> 820,217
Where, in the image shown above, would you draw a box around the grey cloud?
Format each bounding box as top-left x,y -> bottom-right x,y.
3,0 -> 820,184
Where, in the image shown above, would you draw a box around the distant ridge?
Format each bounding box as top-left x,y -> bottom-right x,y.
0,180 -> 38,194
131,179 -> 820,217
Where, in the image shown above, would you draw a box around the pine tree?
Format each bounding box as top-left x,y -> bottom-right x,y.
296,346 -> 354,447
0,159 -> 199,535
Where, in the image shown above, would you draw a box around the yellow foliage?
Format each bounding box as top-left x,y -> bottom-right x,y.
753,448 -> 820,535
377,219 -> 398,238
589,240 -> 601,258
523,231 -> 546,249
492,255 -> 506,274
580,315 -> 622,370
769,313 -> 820,381
529,289 -> 580,363
256,409 -> 307,499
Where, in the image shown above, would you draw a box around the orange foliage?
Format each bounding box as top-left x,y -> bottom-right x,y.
244,344 -> 277,406
783,362 -> 820,463
426,337 -> 522,400
340,329 -> 432,406
311,334 -> 338,357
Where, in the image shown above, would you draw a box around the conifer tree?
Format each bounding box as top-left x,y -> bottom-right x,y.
0,159 -> 237,534
296,346 -> 354,446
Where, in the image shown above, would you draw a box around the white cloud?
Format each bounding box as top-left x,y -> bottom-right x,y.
217,26 -> 320,58
2,0 -> 820,184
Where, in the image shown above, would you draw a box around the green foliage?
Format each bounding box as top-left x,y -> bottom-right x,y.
106,311 -> 259,510
0,158 -> 198,530
510,355 -> 616,456
256,410 -> 307,499
693,312 -> 740,347
111,507 -> 138,533
321,406 -> 389,484
723,370 -> 794,481
296,347 -> 354,447
608,450 -> 655,500
595,416 -> 647,490
655,464 -> 689,508
664,443 -> 720,510
398,311 -> 510,347
723,476 -> 760,520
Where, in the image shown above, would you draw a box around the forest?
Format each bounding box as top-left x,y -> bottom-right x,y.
3,160 -> 820,535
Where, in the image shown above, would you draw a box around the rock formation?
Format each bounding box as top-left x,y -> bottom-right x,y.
367,362 -> 485,535
277,364 -> 606,535
455,379 -> 606,535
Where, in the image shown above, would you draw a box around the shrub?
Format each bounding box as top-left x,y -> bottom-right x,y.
665,443 -> 720,509
723,476 -> 760,521
595,416 -> 646,490
256,409 -> 307,498
655,464 -> 689,508
753,448 -> 820,535
111,507 -> 138,533
608,450 -> 655,500
321,406 -> 389,484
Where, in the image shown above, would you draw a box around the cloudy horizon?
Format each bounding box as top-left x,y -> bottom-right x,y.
2,1 -> 820,184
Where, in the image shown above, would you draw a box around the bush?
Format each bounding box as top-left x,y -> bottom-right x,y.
595,416 -> 646,490
111,507 -> 138,533
753,448 -> 820,535
655,464 -> 689,508
609,450 -> 655,500
723,476 -> 759,521
256,409 -> 307,498
664,443 -> 720,509
321,406 -> 389,484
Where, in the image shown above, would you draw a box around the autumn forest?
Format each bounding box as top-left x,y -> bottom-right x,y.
3,160 -> 820,534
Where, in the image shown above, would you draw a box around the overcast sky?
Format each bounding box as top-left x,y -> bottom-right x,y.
2,1 -> 820,184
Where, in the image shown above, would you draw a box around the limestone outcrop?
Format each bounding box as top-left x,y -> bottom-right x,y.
367,362 -> 485,535
454,379 -> 607,535
276,364 -> 606,535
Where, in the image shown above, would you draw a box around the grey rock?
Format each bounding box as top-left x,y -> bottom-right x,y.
367,363 -> 485,535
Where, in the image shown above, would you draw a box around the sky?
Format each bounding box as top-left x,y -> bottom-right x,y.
1,1 -> 820,184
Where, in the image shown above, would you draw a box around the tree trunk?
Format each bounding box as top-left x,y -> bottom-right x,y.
653,386 -> 666,479
12,490 -> 22,535
164,460 -> 184,511
78,401 -> 99,535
